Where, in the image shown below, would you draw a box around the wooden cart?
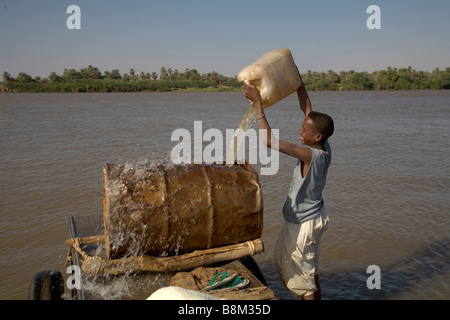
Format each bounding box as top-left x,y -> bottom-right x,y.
29,215 -> 275,300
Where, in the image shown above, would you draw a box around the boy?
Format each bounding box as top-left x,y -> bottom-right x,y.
244,74 -> 334,300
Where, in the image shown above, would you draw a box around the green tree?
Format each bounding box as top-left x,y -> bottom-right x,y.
80,65 -> 102,79
340,70 -> 355,83
185,68 -> 201,81
326,70 -> 340,84
2,71 -> 12,82
16,72 -> 34,83
350,72 -> 373,90
49,72 -> 62,83
160,67 -> 167,80
440,72 -> 450,89
371,70 -> 387,82
110,69 -> 122,80
207,71 -> 225,86
129,68 -> 138,81
171,69 -> 180,80
62,69 -> 82,82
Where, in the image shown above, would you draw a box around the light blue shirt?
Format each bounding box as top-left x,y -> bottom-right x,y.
282,141 -> 331,223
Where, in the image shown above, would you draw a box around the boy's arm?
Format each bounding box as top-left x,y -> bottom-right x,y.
297,71 -> 312,116
244,82 -> 312,164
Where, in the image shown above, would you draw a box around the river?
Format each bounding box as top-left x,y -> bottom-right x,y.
0,90 -> 449,299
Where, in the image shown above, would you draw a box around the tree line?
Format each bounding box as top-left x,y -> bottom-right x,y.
1,66 -> 238,93
2,65 -> 450,93
301,67 -> 450,91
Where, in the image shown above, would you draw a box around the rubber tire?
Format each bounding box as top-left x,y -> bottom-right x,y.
28,270 -> 64,300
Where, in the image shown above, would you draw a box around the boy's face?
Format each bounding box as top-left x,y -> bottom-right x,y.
299,116 -> 321,146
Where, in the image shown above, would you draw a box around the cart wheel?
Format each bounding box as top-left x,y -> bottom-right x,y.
28,270 -> 64,300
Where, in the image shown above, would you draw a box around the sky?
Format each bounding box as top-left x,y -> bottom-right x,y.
1,0 -> 449,78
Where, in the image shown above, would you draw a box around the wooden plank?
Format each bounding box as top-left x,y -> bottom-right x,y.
206,286 -> 275,300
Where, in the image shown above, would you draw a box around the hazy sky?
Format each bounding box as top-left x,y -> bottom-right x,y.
1,0 -> 449,78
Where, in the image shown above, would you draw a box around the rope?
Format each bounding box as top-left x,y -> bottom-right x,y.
68,237 -> 106,275
246,240 -> 256,256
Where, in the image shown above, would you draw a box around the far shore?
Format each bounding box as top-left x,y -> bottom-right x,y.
1,84 -> 448,94
3,66 -> 449,92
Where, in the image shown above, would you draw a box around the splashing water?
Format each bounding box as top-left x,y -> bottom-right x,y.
104,158 -> 186,260
227,104 -> 256,164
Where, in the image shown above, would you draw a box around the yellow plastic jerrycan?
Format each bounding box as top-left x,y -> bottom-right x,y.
238,48 -> 302,108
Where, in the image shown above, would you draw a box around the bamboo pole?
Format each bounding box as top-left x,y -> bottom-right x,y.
67,236 -> 264,275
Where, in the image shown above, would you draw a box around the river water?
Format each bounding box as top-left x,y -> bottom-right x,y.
0,90 -> 449,300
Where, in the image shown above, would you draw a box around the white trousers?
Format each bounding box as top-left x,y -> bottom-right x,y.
275,208 -> 329,298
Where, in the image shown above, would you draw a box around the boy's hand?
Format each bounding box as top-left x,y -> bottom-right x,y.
244,81 -> 262,105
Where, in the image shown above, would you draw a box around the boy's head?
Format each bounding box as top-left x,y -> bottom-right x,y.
300,111 -> 334,146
